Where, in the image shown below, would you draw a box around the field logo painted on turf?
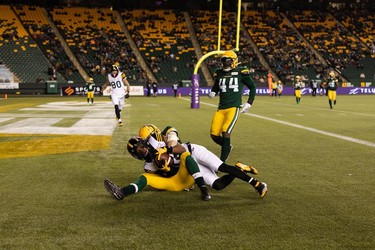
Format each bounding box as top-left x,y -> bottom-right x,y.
0,101 -> 122,158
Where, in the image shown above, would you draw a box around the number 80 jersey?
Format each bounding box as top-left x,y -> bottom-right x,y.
107,72 -> 127,97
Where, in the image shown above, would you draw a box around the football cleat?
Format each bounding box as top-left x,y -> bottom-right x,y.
255,182 -> 268,198
119,121 -> 123,127
104,179 -> 124,200
200,187 -> 212,201
235,161 -> 258,175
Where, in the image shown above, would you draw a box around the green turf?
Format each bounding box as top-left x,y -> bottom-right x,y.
0,95 -> 374,249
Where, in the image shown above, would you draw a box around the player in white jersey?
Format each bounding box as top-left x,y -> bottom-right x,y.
103,65 -> 131,127
139,125 -> 268,198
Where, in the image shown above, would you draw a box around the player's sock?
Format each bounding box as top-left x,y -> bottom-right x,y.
220,137 -> 231,161
219,163 -> 261,187
120,175 -> 147,196
212,174 -> 235,190
219,163 -> 251,182
185,155 -> 206,189
114,105 -> 121,119
329,100 -> 332,109
211,135 -> 222,146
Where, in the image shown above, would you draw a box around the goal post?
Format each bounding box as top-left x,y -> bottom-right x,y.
190,0 -> 242,109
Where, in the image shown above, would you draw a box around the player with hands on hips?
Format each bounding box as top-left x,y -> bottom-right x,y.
102,64 -> 131,127
208,50 -> 256,161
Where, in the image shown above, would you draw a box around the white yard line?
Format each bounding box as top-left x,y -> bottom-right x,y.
188,98 -> 375,148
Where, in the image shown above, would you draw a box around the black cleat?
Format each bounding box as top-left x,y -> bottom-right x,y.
104,179 -> 124,200
255,182 -> 268,198
200,187 -> 212,201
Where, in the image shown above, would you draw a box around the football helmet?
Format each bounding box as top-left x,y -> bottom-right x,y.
221,50 -> 238,71
111,64 -> 119,72
88,77 -> 93,82
127,136 -> 147,160
295,75 -> 301,80
138,124 -> 163,141
329,71 -> 335,77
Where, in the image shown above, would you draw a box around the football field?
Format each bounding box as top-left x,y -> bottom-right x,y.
0,94 -> 374,249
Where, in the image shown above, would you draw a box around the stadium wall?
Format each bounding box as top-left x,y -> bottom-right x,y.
1,86 -> 375,96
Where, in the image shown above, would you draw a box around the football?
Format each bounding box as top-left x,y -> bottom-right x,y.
154,152 -> 173,169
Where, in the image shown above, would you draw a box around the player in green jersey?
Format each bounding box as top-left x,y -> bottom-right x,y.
327,71 -> 339,109
85,77 -> 95,105
208,50 -> 256,162
293,75 -> 303,104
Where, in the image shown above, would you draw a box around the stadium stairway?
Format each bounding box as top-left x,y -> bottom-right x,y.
0,5 -> 64,84
13,5 -> 86,85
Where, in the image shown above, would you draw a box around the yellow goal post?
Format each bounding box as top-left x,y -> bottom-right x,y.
191,0 -> 242,108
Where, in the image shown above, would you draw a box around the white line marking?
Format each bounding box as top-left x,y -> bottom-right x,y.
187,99 -> 375,148
0,101 -> 118,135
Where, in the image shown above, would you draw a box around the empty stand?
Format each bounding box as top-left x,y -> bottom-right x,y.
50,6 -> 145,85
0,5 -> 59,83
122,9 -> 198,85
13,5 -> 84,84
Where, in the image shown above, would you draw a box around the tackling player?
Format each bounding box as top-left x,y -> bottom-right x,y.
208,50 -> 256,162
104,125 -> 267,201
102,64 -> 131,127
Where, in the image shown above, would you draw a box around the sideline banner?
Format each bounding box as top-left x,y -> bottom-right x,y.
61,86 -> 144,96
140,86 -> 375,96
62,86 -> 375,96
0,82 -> 19,89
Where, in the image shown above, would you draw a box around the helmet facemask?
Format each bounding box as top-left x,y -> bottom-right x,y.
111,65 -> 119,77
127,136 -> 148,160
220,51 -> 238,71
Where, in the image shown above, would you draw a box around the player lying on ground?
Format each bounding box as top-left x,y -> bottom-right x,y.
104,125 -> 267,201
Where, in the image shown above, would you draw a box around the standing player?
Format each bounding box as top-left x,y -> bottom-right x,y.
327,71 -> 339,109
208,50 -> 256,162
271,80 -> 278,97
277,80 -> 283,97
85,77 -> 95,105
310,79 -> 319,97
293,75 -> 303,104
172,82 -> 179,98
103,64 -> 130,127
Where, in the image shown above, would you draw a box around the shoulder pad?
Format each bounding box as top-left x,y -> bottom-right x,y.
213,68 -> 221,77
162,126 -> 178,136
121,72 -> 126,79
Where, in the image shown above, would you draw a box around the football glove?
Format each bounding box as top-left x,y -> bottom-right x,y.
125,93 -> 130,98
208,92 -> 216,98
240,103 -> 251,113
155,147 -> 167,161
159,163 -> 171,172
